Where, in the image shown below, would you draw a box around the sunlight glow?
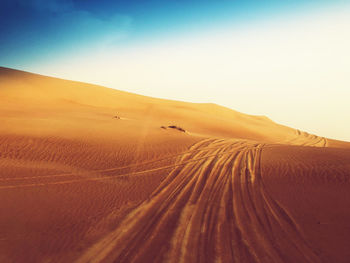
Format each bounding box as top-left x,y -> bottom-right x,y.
35,7 -> 350,141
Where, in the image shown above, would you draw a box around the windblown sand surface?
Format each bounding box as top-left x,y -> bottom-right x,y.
0,67 -> 349,262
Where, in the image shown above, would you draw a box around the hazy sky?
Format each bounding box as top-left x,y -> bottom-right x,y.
1,0 -> 350,141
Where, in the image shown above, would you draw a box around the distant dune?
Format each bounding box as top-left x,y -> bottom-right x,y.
0,66 -> 349,263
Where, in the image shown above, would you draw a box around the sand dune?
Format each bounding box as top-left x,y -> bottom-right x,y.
1,67 -> 350,262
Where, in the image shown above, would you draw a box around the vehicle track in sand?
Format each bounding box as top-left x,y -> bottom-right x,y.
0,140 -> 238,189
285,130 -> 328,147
77,138 -> 323,263
0,130 -> 327,189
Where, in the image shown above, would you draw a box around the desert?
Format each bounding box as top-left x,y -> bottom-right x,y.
0,67 -> 350,262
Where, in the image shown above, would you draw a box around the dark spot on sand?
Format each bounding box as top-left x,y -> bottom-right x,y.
161,125 -> 186,133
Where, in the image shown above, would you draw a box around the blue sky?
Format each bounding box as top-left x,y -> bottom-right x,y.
1,0 -> 350,141
1,0 -> 346,68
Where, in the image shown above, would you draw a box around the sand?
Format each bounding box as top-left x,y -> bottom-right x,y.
0,66 -> 349,262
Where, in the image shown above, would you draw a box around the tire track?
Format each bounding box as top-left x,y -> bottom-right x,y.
286,130 -> 328,147
0,140 -> 245,189
77,139 -> 322,263
0,138 -> 222,182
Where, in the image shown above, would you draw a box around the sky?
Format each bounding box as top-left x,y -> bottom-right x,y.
1,0 -> 350,141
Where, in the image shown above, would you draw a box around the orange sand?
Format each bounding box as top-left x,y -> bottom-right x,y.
0,67 -> 349,262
